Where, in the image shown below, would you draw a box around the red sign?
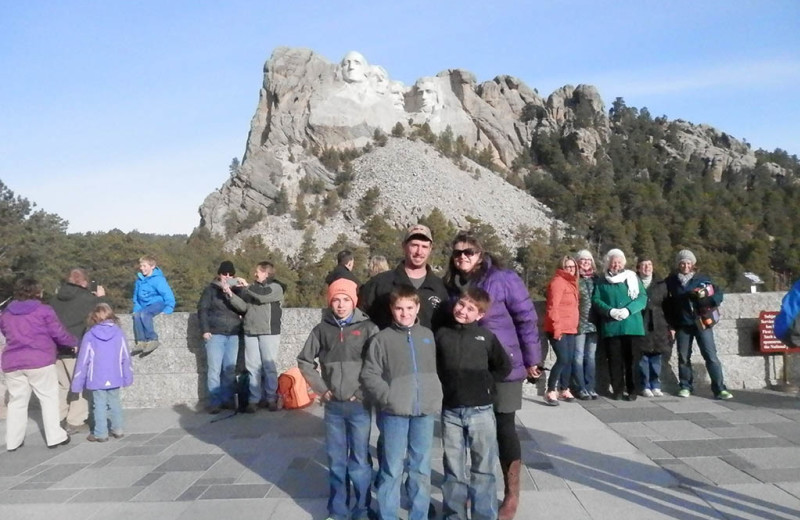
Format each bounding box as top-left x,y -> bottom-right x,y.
759,311 -> 800,353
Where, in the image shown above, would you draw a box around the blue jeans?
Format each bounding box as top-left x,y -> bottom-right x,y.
638,352 -> 662,391
133,302 -> 165,342
547,333 -> 576,392
377,412 -> 434,520
204,334 -> 238,406
244,334 -> 280,403
91,388 -> 122,439
676,325 -> 727,395
325,400 -> 372,520
573,332 -> 598,394
441,405 -> 498,520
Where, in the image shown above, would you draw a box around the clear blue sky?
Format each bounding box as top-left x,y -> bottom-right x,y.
2,1 -> 798,235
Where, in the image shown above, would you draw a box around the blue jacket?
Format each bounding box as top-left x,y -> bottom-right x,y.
71,321 -> 134,392
664,272 -> 723,329
775,279 -> 800,347
133,267 -> 175,313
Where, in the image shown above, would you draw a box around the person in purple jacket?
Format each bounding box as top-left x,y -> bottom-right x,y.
443,231 -> 543,520
71,303 -> 133,442
0,278 -> 76,451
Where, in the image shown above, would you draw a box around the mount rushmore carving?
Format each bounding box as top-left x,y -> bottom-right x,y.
198,47 -> 764,257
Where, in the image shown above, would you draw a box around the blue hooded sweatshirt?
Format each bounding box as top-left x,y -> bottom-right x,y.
132,266 -> 176,313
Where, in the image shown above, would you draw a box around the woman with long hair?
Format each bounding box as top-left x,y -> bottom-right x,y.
443,231 -> 542,520
543,256 -> 579,405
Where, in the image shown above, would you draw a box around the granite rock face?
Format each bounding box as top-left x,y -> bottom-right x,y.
198,47 -> 778,258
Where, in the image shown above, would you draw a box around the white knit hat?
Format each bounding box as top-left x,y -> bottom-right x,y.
675,249 -> 697,266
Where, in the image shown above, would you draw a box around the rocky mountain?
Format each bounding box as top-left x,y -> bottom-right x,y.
198,46 -> 785,257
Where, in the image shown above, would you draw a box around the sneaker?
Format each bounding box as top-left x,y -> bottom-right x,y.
545,391 -> 560,406
140,340 -> 160,356
86,434 -> 108,443
110,431 -> 125,439
589,391 -> 599,400
678,389 -> 691,398
559,389 -> 576,402
640,388 -> 654,398
267,399 -> 280,412
716,390 -> 733,400
130,342 -> 146,355
652,389 -> 664,397
65,422 -> 88,435
48,436 -> 71,449
244,403 -> 257,414
626,393 -> 638,402
578,390 -> 592,400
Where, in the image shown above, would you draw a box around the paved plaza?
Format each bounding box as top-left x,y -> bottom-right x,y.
1,389 -> 800,519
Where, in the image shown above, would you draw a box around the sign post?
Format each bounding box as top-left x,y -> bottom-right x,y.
759,311 -> 799,392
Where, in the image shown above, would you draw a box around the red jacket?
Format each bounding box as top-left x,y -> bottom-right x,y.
545,269 -> 579,338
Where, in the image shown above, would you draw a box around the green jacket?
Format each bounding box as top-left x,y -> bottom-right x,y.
592,271 -> 647,338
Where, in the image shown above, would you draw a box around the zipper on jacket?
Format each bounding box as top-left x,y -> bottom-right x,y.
407,328 -> 420,416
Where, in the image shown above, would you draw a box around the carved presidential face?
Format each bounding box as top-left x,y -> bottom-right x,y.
415,78 -> 441,114
341,51 -> 369,83
390,81 -> 407,110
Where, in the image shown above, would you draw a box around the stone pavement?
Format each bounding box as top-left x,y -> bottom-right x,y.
1,389 -> 800,519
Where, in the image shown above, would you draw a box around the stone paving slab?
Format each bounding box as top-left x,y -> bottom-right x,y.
1,389 -> 799,519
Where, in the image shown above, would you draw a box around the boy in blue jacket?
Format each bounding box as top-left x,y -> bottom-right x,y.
131,255 -> 175,356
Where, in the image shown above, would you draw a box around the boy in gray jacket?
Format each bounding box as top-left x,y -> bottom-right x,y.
224,262 -> 285,412
360,285 -> 443,520
297,278 -> 379,520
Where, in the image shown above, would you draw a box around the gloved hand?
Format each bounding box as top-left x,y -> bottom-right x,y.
618,308 -> 630,320
609,308 -> 622,321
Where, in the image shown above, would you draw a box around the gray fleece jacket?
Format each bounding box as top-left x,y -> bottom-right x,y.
360,321 -> 443,416
227,278 -> 285,335
296,309 -> 378,401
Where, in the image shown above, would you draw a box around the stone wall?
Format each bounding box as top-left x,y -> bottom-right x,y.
2,293 -> 794,408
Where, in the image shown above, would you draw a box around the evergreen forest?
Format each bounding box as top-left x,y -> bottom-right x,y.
2,98 -> 799,310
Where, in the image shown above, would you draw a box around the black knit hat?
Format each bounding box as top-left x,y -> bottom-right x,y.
217,260 -> 235,276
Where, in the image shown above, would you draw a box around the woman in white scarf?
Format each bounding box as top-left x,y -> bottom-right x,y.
591,249 -> 648,400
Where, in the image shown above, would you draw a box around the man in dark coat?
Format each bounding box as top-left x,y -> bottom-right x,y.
324,250 -> 361,287
49,268 -> 106,433
359,224 -> 449,331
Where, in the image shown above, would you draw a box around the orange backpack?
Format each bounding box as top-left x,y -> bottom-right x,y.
277,367 -> 317,410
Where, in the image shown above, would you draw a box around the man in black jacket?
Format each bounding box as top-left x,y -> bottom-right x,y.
359,224 -> 449,331
50,268 -> 106,433
324,250 -> 361,287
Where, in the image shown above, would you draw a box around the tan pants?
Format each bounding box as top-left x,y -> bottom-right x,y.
55,357 -> 89,426
6,365 -> 68,449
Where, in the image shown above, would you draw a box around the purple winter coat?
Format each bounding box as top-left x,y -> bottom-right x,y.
71,321 -> 133,392
449,261 -> 542,381
0,300 -> 77,373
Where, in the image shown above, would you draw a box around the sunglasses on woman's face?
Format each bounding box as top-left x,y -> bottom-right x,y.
452,248 -> 478,258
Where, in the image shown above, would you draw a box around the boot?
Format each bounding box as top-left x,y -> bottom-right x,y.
498,459 -> 521,520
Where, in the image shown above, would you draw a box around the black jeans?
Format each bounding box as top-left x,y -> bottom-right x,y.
604,336 -> 636,395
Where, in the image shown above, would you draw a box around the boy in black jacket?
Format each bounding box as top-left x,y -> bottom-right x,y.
435,287 -> 511,520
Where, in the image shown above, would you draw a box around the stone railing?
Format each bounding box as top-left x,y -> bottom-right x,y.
2,292 -> 794,408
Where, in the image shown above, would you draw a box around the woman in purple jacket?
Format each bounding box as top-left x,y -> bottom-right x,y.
0,278 -> 76,451
71,303 -> 133,442
444,231 -> 542,520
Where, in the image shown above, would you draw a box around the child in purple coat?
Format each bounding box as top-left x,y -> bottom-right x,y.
71,304 -> 133,442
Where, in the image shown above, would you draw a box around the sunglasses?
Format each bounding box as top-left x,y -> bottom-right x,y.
452,248 -> 478,258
